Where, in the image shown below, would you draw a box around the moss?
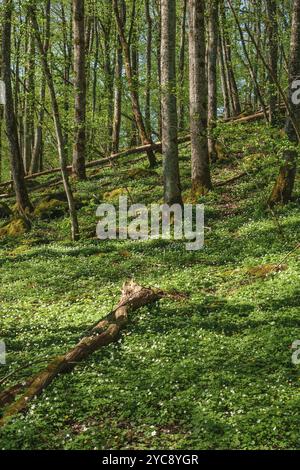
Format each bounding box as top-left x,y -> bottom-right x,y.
0,218 -> 29,239
126,168 -> 157,179
103,188 -> 128,201
34,199 -> 68,220
247,263 -> 288,278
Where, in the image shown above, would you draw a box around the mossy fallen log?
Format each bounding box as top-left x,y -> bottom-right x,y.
0,281 -> 164,427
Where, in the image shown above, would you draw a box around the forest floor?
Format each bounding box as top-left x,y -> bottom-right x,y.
0,122 -> 299,450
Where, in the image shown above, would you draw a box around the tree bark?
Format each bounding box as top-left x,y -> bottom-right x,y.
161,0 -> 183,205
220,1 -> 241,116
178,0 -> 187,132
188,0 -> 212,194
207,0 -> 219,161
269,0 -> 300,205
2,0 -> 33,214
72,0 -> 87,180
145,0 -> 153,136
30,0 -> 51,175
112,0 -> 126,154
23,17 -> 35,175
266,0 -> 279,124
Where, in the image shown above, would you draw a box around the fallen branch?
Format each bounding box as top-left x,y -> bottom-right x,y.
0,281 -> 164,426
215,172 -> 247,187
0,136 -> 190,190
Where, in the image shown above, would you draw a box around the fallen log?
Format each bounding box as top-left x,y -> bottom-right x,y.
0,281 -> 164,426
222,103 -> 286,124
0,105 -> 284,193
0,136 -> 190,190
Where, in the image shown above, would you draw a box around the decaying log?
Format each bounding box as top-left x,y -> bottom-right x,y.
0,281 -> 164,426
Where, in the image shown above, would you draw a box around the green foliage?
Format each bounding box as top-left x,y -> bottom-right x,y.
0,124 -> 299,449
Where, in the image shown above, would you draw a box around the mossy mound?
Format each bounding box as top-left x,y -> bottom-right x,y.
246,263 -> 288,278
0,203 -> 12,219
34,199 -> 68,220
126,168 -> 157,179
0,218 -> 29,239
38,192 -> 84,210
103,188 -> 128,201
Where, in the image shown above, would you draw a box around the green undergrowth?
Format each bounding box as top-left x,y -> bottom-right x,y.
0,122 -> 299,449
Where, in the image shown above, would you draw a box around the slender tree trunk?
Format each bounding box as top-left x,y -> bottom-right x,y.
72,0 -> 87,180
266,0 -> 279,124
113,0 -> 157,168
155,0 -> 162,139
218,35 -> 230,118
228,0 -> 268,120
29,6 -> 79,241
61,3 -> 72,153
161,0 -> 183,205
207,0 -> 219,161
269,0 -> 300,205
112,0 -> 126,154
31,0 -> 51,175
111,45 -> 123,154
23,17 -> 35,175
2,0 -> 32,214
220,1 -> 241,116
130,18 -> 139,147
188,0 -> 212,194
178,0 -> 187,132
145,0 -> 152,136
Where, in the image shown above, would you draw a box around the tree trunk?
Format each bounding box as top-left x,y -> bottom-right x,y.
23,18 -> 35,175
30,6 -> 79,241
30,0 -> 51,175
72,0 -> 87,180
145,0 -> 153,136
113,0 -> 157,168
111,0 -> 125,154
161,0 -> 183,205
207,0 -> 219,161
269,0 -> 300,205
188,0 -> 212,194
178,0 -> 187,132
220,1 -> 241,116
2,0 -> 32,214
266,0 -> 279,124
218,35 -> 231,118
